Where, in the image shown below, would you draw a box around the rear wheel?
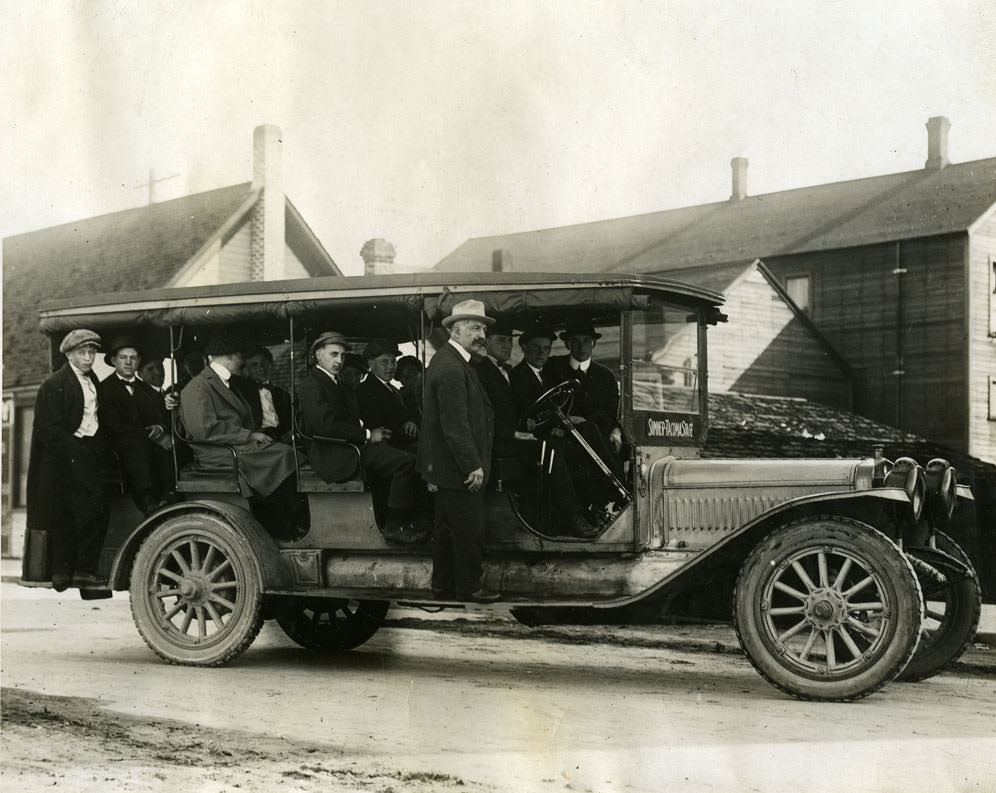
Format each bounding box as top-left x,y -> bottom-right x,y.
734,517 -> 923,701
275,598 -> 389,651
129,511 -> 264,666
898,531 -> 981,682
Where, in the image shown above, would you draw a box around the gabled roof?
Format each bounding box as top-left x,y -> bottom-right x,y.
2,184 -> 338,389
436,157 -> 996,274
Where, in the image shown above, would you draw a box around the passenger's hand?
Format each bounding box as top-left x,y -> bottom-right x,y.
551,427 -> 566,438
610,427 -> 623,453
146,424 -> 165,441
164,394 -> 179,410
402,421 -> 419,440
249,431 -> 272,448
525,418 -> 537,432
569,415 -> 586,425
369,427 -> 390,444
464,467 -> 485,492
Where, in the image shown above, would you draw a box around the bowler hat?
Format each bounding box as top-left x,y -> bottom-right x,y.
342,352 -> 367,372
363,338 -> 402,361
310,331 -> 348,354
59,329 -> 101,355
441,298 -> 495,328
104,335 -> 142,366
559,319 -> 602,341
206,334 -> 244,356
519,323 -> 556,344
488,318 -> 516,337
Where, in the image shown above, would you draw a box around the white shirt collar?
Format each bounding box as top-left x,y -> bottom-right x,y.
209,360 -> 232,384
569,357 -> 591,373
448,338 -> 472,363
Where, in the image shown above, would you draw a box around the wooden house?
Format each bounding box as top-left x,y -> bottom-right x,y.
437,118 -> 996,464
1,126 -> 340,551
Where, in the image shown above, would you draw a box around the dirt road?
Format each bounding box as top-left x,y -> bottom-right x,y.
3,584 -> 995,793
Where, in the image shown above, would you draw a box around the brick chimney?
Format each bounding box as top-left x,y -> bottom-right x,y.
925,116 -> 950,170
250,124 -> 286,281
360,238 -> 397,275
730,157 -> 748,201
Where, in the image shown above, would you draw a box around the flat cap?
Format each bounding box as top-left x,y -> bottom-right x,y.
310,331 -> 348,354
59,329 -> 101,354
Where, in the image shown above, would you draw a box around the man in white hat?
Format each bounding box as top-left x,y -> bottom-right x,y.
417,299 -> 499,601
26,329 -> 109,591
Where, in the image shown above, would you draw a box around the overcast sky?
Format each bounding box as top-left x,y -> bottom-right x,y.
2,0 -> 994,274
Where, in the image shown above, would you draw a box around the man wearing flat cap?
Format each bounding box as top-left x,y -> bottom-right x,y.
98,336 -> 176,515
417,299 -> 499,602
26,329 -> 109,591
179,334 -> 300,536
299,331 -> 424,545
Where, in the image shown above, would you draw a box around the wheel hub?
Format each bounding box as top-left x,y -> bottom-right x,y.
804,588 -> 848,629
178,576 -> 208,603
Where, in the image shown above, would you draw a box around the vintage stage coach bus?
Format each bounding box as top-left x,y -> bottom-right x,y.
21,273 -> 981,701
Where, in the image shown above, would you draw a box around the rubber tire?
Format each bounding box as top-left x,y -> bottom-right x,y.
898,531 -> 982,682
734,516 -> 923,702
275,598 -> 389,652
130,511 -> 265,666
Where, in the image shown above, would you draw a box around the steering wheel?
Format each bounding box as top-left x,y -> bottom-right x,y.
526,379 -> 578,423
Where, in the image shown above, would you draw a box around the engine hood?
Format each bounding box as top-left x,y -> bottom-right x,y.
660,458 -> 873,490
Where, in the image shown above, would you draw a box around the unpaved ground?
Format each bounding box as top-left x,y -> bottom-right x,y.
2,687 -> 484,793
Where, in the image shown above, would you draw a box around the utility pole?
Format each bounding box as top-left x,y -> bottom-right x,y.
134,169 -> 180,205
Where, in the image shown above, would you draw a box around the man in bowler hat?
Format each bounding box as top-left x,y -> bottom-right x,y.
417,299 -> 499,601
26,329 -> 109,591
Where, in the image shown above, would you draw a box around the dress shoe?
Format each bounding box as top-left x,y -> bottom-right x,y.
470,588 -> 501,603
51,573 -> 72,593
72,571 -> 105,589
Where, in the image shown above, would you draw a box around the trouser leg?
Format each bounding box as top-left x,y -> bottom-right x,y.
362,444 -> 417,511
434,487 -> 485,600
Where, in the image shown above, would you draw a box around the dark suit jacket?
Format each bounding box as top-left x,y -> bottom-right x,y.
98,375 -> 170,445
357,375 -> 414,441
26,363 -> 103,532
509,360 -> 546,419
179,366 -> 295,497
475,357 -> 518,457
231,375 -> 292,440
543,355 -> 621,439
298,368 -> 367,483
417,342 -> 494,490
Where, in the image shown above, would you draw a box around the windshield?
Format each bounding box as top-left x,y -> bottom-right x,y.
631,301 -> 700,414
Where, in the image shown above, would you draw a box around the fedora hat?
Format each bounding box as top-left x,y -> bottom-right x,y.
559,319 -> 602,341
518,322 -> 557,344
310,330 -> 348,354
488,318 -> 516,337
442,298 -> 495,328
59,329 -> 101,355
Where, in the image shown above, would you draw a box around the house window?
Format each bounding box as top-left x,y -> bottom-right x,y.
785,275 -> 811,313
989,257 -> 996,337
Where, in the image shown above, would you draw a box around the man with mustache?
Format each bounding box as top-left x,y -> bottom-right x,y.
417,299 -> 498,602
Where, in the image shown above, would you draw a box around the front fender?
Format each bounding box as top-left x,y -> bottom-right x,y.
108,499 -> 294,592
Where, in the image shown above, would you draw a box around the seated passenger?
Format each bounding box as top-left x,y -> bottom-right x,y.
239,345 -> 293,442
477,322 -> 597,537
340,352 -> 367,392
299,331 -> 426,546
358,339 -> 419,452
395,355 -> 423,427
179,334 -> 301,537
97,336 -> 177,515
138,358 -> 166,391
509,323 -> 556,417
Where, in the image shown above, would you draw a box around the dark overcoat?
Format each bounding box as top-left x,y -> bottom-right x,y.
179,366 -> 295,497
26,363 -> 104,533
230,375 -> 293,440
543,355 -> 621,439
357,375 -> 414,440
509,360 -> 546,418
417,342 -> 494,490
297,368 -> 367,483
475,357 -> 518,457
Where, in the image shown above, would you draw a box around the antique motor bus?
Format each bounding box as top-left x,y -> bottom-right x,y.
21,273 -> 980,701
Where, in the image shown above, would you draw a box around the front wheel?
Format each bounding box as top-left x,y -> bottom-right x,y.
734,517 -> 923,702
898,531 -> 982,682
129,511 -> 265,666
275,598 -> 389,652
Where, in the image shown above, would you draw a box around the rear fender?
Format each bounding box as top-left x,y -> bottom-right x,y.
107,500 -> 293,591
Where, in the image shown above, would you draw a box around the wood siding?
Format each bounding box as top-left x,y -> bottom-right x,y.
709,268 -> 851,407
765,234 -> 968,454
968,210 -> 996,462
